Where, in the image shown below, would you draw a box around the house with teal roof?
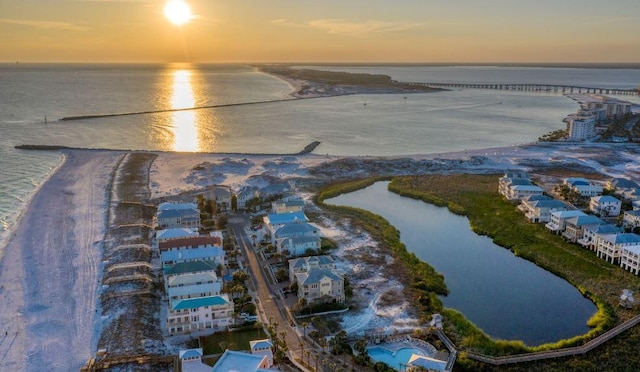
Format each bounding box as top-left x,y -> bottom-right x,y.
167,294 -> 234,335
212,349 -> 273,372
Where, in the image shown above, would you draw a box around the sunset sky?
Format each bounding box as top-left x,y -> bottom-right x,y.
1,0 -> 639,63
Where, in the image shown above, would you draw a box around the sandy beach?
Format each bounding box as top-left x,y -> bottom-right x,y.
1,141 -> 639,370
0,151 -> 124,371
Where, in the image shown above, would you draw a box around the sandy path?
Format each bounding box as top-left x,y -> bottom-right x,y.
0,150 -> 123,371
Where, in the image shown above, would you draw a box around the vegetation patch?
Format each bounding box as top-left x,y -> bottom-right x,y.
388,174 -> 640,358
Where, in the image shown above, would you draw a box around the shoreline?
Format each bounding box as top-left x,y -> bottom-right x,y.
0,150 -> 124,370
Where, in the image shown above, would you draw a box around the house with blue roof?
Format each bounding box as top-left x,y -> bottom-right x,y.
289,255 -> 337,282
606,177 -> 640,193
212,349 -> 271,372
565,178 -> 591,187
295,267 -> 345,305
179,348 -> 210,372
249,339 -> 274,368
154,227 -> 198,247
597,233 -> 640,264
546,210 -> 587,234
590,195 -> 622,217
273,222 -> 319,246
167,294 -> 234,334
156,205 -> 201,230
562,215 -> 604,243
578,224 -> 624,251
161,246 -> 225,269
519,198 -> 570,223
264,211 -> 308,229
498,172 -> 530,198
277,236 -> 321,257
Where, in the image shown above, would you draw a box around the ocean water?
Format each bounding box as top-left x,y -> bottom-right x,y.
1,63 -> 639,254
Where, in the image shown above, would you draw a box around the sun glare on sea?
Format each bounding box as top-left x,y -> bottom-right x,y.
164,0 -> 192,25
170,69 -> 200,152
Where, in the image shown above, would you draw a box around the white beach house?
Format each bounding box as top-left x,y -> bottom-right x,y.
597,233 -> 640,264
546,210 -> 587,234
295,267 -> 345,305
589,195 -> 622,217
578,224 -> 624,251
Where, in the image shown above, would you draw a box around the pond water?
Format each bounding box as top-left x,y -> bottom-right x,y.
326,181 -> 597,345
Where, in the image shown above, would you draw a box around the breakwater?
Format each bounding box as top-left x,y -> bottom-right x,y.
58,97 -> 304,121
15,141 -> 321,156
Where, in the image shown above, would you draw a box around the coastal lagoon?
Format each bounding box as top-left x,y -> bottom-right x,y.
327,181 -> 597,345
0,63 -> 637,253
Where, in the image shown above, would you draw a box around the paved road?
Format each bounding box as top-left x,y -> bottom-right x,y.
229,215 -> 319,370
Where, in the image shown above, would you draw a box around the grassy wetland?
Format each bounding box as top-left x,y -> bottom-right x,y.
316,173 -> 640,370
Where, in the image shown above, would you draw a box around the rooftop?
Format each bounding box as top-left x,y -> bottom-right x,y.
171,294 -> 230,311
212,350 -> 267,372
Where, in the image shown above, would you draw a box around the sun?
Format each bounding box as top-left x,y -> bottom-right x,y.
164,0 -> 192,26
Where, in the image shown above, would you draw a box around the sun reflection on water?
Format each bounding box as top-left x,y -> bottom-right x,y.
170,68 -> 200,152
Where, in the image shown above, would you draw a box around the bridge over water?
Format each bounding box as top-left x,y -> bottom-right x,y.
409,82 -> 640,96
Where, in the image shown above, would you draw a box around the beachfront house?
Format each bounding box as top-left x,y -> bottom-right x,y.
623,210 -> 640,230
546,210 -> 587,234
156,202 -> 201,230
276,236 -> 321,257
562,215 -> 603,243
212,349 -> 270,372
167,294 -> 234,335
166,270 -> 223,300
289,255 -> 337,282
272,197 -> 305,214
589,195 -> 622,217
249,339 -> 274,368
164,260 -> 221,288
596,233 -> 640,264
578,224 -> 623,251
518,197 -> 570,223
161,245 -> 225,270
158,234 -> 223,253
295,267 -> 345,305
154,228 -> 199,250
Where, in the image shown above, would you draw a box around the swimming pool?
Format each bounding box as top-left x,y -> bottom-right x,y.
367,346 -> 424,369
